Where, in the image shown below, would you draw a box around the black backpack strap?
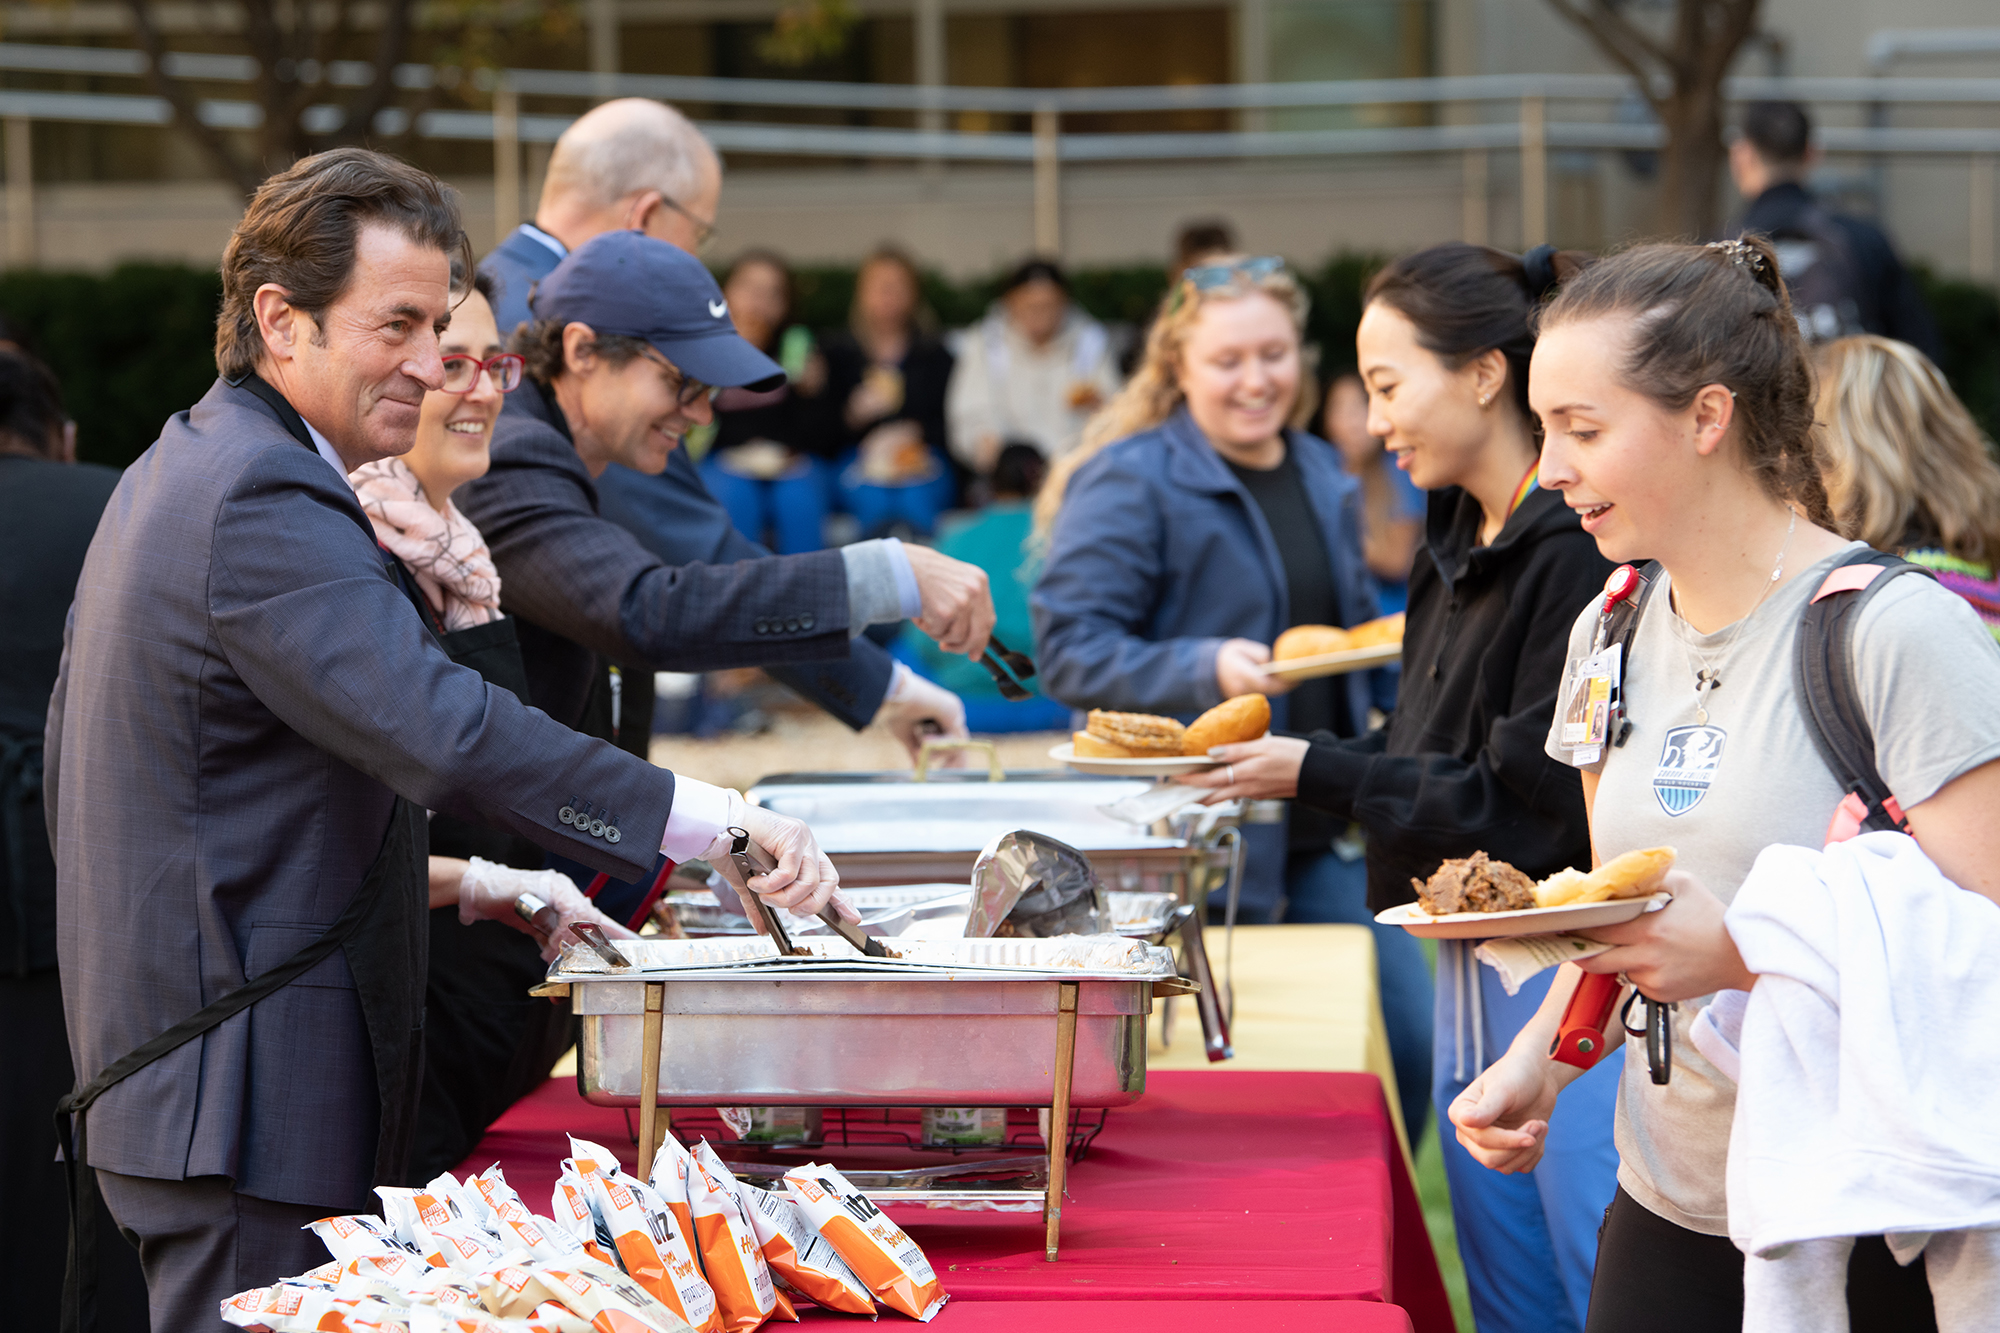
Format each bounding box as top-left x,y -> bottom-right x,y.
1595,561 -> 1663,749
1795,550 -> 1936,841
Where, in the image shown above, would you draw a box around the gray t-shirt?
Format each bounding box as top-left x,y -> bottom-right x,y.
1545,543 -> 2000,1235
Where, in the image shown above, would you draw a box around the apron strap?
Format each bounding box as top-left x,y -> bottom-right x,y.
56,796 -> 416,1332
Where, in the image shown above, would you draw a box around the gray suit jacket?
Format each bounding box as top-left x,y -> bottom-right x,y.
46,379 -> 675,1208
457,379 -> 853,732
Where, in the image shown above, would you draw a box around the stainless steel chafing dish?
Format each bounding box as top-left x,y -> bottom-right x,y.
535,935 -> 1196,1260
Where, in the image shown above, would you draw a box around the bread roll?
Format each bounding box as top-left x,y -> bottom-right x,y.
1346,613 -> 1406,649
1183,693 -> 1270,754
1273,625 -> 1351,661
1072,731 -> 1137,759
1534,847 -> 1676,908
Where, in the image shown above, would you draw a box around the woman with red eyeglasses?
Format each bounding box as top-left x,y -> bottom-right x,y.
348,266 -> 637,1181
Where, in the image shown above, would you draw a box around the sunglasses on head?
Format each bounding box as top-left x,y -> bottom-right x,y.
1168,256 -> 1288,312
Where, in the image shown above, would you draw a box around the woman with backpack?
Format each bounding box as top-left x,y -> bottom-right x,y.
1176,243 -> 1618,1333
1450,236 -> 2000,1330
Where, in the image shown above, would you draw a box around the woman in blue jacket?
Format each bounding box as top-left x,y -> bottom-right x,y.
1029,256 -> 1432,1143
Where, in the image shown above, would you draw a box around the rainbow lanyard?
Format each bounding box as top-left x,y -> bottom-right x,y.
1507,463 -> 1540,516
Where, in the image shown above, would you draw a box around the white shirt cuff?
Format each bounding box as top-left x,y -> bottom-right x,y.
659,776 -> 741,863
883,537 -> 924,621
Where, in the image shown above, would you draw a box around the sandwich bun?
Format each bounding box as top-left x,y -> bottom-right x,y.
1273,625 -> 1351,661
1183,693 -> 1271,754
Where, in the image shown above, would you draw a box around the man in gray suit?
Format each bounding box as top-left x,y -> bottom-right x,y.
47,147 -> 840,1330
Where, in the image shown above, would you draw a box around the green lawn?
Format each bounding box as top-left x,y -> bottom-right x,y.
1414,1120 -> 1475,1331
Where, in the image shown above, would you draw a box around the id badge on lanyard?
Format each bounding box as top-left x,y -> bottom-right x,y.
1559,644 -> 1620,766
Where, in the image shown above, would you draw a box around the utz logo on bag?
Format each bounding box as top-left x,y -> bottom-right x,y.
1654,725 -> 1726,816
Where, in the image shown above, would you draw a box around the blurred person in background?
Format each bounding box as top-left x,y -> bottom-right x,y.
0,350 -> 150,1331
947,258 -> 1121,475
1816,334 -> 2000,639
345,267 -> 634,1182
1180,244 -> 1618,1333
826,247 -> 956,537
1174,218 -> 1237,277
1729,99 -> 1941,359
898,442 -> 1069,732
697,250 -> 832,555
1030,256 -> 1433,1143
480,101 -> 969,762
1324,370 -> 1424,614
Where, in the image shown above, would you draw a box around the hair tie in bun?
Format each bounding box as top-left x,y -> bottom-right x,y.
1521,243 -> 1560,299
1705,237 -> 1768,273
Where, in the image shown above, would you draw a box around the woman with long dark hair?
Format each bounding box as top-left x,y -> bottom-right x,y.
1179,243 -> 1619,1333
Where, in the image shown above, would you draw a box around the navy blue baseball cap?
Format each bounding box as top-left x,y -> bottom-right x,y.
530,230 -> 784,391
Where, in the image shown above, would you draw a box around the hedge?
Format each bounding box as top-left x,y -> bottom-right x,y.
8,257 -> 1997,472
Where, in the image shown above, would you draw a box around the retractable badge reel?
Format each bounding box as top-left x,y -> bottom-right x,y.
1551,564 -> 1672,1084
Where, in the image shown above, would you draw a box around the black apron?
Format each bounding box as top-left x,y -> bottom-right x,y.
58,374 -> 432,1332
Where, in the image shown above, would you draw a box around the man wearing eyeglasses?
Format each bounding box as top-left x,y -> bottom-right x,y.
481,98 -> 976,763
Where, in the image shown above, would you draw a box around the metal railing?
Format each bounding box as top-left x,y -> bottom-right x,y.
0,40 -> 1995,269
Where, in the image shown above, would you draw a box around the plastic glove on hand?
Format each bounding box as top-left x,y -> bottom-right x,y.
701,792 -> 855,925
458,857 -> 640,963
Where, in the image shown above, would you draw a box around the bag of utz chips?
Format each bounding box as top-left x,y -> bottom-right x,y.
574,1154 -> 720,1333
535,1260 -> 695,1333
781,1165 -> 946,1321
687,1143 -> 797,1322
732,1181 -> 873,1315
668,1139 -> 782,1331
468,1165 -> 592,1266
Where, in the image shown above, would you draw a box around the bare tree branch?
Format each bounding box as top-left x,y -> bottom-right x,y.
121,0 -> 262,195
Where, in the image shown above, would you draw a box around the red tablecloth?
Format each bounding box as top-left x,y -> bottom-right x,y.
458,1071 -> 1451,1333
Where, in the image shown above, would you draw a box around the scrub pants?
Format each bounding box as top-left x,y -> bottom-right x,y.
1433,939 -> 1622,1333
700,457 -> 830,554
1284,849 -> 1435,1145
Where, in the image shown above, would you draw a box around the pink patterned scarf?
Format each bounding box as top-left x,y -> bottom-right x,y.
349,457 -> 502,631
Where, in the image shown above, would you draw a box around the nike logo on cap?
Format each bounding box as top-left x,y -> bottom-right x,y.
709,299 -> 728,318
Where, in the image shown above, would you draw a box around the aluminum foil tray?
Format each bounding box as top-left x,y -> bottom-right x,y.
1107,890 -> 1179,936
550,934 -> 1176,982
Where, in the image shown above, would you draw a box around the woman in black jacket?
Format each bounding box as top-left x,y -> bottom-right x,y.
1179,244 -> 1619,1333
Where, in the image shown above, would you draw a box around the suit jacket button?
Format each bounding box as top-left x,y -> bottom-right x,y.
588,818 -> 606,837
785,617 -> 800,633
605,826 -> 621,844
800,613 -> 815,631
754,618 -> 769,634
559,806 -> 576,825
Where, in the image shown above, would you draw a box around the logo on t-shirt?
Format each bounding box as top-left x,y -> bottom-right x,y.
1654,724 -> 1727,816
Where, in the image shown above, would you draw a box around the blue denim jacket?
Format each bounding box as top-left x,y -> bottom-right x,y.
1031,406 -> 1377,733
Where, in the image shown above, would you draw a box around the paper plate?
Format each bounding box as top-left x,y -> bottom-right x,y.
1264,641 -> 1403,681
1375,892 -> 1671,940
1048,741 -> 1221,777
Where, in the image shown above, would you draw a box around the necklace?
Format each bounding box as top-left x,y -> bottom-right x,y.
1667,506 -> 1798,725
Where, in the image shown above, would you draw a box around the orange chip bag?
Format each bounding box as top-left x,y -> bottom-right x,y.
309,1215 -> 427,1266
535,1260 -> 695,1333
220,1286 -> 406,1332
732,1181 -> 873,1315
575,1155 -> 720,1333
468,1165 -> 592,1266
671,1140 -> 780,1331
551,1165 -> 619,1267
781,1165 -> 946,1321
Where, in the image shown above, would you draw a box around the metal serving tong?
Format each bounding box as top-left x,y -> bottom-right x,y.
974,632 -> 1037,702
515,892 -> 633,968
726,826 -> 889,959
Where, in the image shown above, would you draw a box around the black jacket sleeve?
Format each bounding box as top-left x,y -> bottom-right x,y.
1295,530 -> 1604,901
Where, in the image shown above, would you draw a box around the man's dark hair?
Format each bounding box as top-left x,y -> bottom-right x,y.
1740,100 -> 1812,167
1002,258 -> 1069,295
0,349 -> 67,457
216,146 -> 470,380
513,320 -> 651,386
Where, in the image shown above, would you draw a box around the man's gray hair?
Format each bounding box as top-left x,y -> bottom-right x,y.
540,97 -> 719,213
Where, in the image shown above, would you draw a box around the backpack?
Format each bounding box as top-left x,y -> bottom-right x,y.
1755,204 -> 1869,345
1597,549 -> 1936,843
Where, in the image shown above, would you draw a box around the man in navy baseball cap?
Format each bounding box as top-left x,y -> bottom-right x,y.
529,230 -> 785,393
